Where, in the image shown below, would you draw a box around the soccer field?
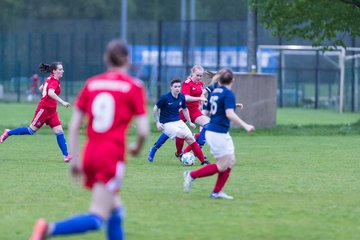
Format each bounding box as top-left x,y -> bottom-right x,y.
0,104 -> 360,240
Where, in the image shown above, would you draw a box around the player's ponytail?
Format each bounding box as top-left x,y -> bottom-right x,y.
39,62 -> 62,73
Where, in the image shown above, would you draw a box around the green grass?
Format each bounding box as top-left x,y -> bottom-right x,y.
0,103 -> 360,239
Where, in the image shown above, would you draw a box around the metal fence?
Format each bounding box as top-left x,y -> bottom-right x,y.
0,19 -> 359,112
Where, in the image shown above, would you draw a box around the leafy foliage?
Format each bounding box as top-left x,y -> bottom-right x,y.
252,0 -> 360,46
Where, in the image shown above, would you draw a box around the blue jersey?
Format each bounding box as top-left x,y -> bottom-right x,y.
206,86 -> 236,133
156,92 -> 186,124
205,81 -> 220,95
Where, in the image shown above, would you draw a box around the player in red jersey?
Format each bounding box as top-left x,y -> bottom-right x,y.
177,65 -> 210,163
29,39 -> 149,240
0,62 -> 72,162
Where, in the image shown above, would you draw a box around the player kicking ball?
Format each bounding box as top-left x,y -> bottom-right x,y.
183,68 -> 255,199
151,78 -> 206,165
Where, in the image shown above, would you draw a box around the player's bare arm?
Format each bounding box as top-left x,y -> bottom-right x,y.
68,107 -> 85,179
184,94 -> 208,103
226,109 -> 255,132
129,114 -> 149,156
182,108 -> 196,129
48,88 -> 71,108
153,105 -> 164,131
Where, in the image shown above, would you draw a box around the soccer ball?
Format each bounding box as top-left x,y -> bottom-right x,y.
181,152 -> 195,166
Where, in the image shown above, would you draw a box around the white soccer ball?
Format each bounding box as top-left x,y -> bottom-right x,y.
181,152 -> 195,166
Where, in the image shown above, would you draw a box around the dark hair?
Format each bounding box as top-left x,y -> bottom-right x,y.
217,68 -> 234,85
104,39 -> 129,67
39,62 -> 62,73
170,77 -> 182,86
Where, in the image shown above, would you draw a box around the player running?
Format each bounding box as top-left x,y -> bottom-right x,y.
0,62 -> 72,162
183,68 -> 255,199
29,39 -> 149,240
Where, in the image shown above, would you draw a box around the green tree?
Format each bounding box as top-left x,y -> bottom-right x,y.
252,0 -> 360,47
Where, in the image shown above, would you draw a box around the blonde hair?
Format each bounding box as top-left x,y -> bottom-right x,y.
191,64 -> 204,74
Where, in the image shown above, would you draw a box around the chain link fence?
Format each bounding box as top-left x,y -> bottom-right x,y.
0,19 -> 359,111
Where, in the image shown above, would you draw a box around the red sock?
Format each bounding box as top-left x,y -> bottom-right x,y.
190,142 -> 204,162
190,163 -> 218,179
175,137 -> 184,155
213,168 -> 231,193
183,144 -> 192,153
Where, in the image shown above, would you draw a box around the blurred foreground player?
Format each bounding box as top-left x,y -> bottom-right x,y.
29,39 -> 149,240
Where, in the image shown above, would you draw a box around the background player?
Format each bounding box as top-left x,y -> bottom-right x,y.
183,68 -> 255,199
0,62 -> 72,162
151,77 -> 206,165
29,39 -> 149,240
148,65 -> 208,162
177,65 -> 210,159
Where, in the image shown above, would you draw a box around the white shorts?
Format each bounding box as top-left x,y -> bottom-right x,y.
205,131 -> 234,158
163,120 -> 193,140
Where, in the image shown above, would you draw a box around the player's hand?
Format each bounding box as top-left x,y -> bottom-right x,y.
189,122 -> 196,129
236,103 -> 244,109
128,142 -> 141,156
70,162 -> 83,182
244,124 -> 255,132
63,101 -> 71,108
199,97 -> 208,104
156,122 -> 164,131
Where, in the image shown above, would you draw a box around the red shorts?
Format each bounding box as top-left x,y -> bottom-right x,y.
179,107 -> 204,123
31,107 -> 61,129
82,141 -> 125,193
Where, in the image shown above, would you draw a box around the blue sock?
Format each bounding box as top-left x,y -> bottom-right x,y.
107,208 -> 125,240
154,133 -> 169,149
51,213 -> 103,236
56,132 -> 68,156
8,127 -> 35,136
197,125 -> 207,147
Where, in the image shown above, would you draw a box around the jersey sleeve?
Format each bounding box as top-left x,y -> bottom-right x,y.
47,79 -> 58,90
181,81 -> 191,95
156,95 -> 165,109
130,84 -> 147,116
75,82 -> 89,112
224,91 -> 236,110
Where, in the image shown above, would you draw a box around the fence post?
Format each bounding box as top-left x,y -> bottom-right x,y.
157,20 -> 163,100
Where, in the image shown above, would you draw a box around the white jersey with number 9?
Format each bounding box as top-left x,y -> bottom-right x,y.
91,92 -> 115,133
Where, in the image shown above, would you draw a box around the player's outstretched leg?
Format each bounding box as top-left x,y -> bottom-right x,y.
1,127 -> 36,143
30,213 -> 104,239
148,133 -> 169,162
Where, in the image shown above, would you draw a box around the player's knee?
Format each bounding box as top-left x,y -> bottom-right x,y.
184,133 -> 195,144
229,157 -> 236,168
55,131 -> 64,136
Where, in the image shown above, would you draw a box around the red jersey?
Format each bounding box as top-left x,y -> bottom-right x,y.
38,74 -> 61,109
181,77 -> 204,109
75,70 -> 147,161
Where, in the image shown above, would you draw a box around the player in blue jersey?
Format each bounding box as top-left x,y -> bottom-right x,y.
183,68 -> 254,199
151,78 -> 206,164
